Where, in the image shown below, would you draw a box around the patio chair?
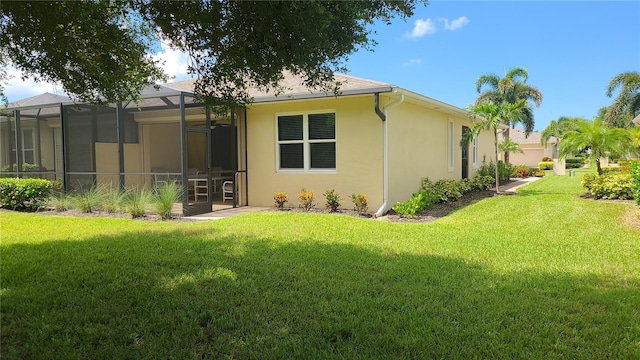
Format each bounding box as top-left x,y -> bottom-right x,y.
222,181 -> 235,202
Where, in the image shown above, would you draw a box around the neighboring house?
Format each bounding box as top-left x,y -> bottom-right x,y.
498,128 -> 557,167
1,73 -> 495,216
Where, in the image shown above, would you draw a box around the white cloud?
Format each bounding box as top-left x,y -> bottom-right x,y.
2,41 -> 193,102
441,16 -> 470,31
3,67 -> 64,103
407,18 -> 437,38
403,58 -> 422,66
152,41 -> 192,81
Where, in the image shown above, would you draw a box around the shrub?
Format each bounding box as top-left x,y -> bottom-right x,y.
542,156 -> 552,162
297,188 -> 316,212
582,173 -> 634,200
539,161 -> 553,170
0,178 -> 53,211
154,181 -> 182,220
350,193 -> 368,215
471,175 -> 494,191
602,165 -> 631,175
476,157 -> 512,182
424,179 -> 463,203
273,192 -> 288,210
510,164 -> 530,178
323,189 -> 342,212
124,187 -> 152,218
631,162 -> 640,205
458,178 -> 472,194
392,189 -> 439,218
533,169 -> 546,177
1,163 -> 45,172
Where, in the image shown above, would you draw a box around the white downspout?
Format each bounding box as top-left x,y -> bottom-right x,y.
375,93 -> 404,217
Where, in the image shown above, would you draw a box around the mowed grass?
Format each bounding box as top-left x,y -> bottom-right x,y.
1,171 -> 639,359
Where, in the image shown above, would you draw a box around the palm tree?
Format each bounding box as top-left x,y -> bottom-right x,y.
540,116 -> 582,158
559,118 -> 633,175
606,71 -> 640,127
476,67 -> 543,165
498,138 -> 523,156
465,100 -> 526,193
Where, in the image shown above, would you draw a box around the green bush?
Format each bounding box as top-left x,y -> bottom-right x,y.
0,178 -> 53,210
471,175 -> 494,191
393,189 -> 439,218
581,173 -> 634,200
565,158 -> 583,169
1,163 -> 45,172
423,179 -> 463,203
631,162 -> 640,205
323,189 -> 342,212
538,161 -> 553,170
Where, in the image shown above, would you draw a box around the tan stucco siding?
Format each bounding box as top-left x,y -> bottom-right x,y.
246,96 -> 383,209
386,100 -> 495,205
502,143 -> 554,167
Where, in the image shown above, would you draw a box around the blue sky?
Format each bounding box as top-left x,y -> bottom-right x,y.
345,0 -> 640,131
5,1 -> 639,132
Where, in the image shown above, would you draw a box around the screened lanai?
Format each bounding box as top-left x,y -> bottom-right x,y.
0,85 -> 247,216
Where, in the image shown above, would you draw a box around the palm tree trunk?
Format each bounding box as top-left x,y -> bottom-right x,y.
504,127 -> 510,165
494,129 -> 500,193
596,156 -> 602,175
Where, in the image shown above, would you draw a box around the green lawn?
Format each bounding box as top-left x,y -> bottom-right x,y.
1,171 -> 639,359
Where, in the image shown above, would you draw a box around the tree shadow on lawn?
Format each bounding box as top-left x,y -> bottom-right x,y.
2,227 -> 638,359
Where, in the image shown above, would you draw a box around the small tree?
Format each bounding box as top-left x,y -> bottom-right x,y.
559,118 -> 632,175
465,100 -> 525,193
498,138 -> 523,165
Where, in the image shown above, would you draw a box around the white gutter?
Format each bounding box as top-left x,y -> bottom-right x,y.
375,92 -> 404,217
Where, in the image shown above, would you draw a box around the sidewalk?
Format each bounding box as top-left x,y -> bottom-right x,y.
497,177 -> 541,193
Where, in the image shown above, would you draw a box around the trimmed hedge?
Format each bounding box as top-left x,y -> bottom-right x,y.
0,178 -> 53,210
539,161 -> 553,170
581,173 -> 634,200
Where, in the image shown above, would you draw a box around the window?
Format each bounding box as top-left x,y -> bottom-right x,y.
11,128 -> 35,165
277,112 -> 336,171
472,136 -> 479,168
447,119 -> 454,172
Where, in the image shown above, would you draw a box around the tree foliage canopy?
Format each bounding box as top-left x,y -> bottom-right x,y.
465,100 -> 526,192
475,66 -> 543,135
604,72 -> 640,128
1,0 -> 421,105
559,118 -> 633,175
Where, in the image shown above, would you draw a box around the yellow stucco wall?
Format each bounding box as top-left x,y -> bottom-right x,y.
386,98 -> 495,206
246,96 -> 383,209
501,143 -> 554,167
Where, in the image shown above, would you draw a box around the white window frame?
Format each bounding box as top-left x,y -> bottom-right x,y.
275,110 -> 337,173
11,128 -> 36,165
447,119 -> 454,172
472,136 -> 479,169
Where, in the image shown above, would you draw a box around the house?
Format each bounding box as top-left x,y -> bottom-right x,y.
498,128 -> 557,167
1,73 -> 495,216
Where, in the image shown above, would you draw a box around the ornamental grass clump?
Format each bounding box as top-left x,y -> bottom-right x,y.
124,187 -> 153,218
323,189 -> 342,212
154,181 -> 182,220
73,185 -> 104,213
298,188 -> 316,212
101,187 -> 125,214
49,192 -> 73,212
